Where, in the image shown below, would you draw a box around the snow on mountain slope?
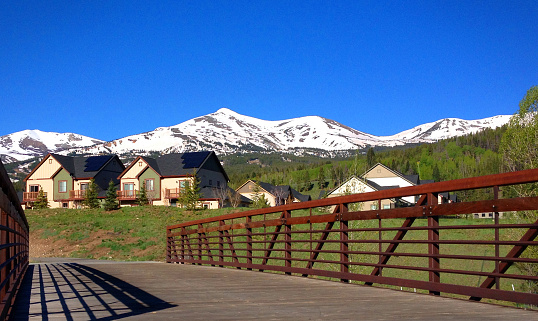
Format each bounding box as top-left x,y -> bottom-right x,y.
0,109 -> 513,162
0,130 -> 104,162
381,115 -> 511,142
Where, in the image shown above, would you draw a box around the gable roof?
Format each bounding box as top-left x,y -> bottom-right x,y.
120,151 -> 229,181
363,163 -> 418,186
328,175 -> 376,195
25,153 -> 123,181
237,180 -> 310,202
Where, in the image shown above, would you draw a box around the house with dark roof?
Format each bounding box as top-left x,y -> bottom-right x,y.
23,153 -> 125,209
117,151 -> 231,208
235,180 -> 311,207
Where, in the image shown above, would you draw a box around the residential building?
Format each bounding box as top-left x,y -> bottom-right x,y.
117,151 -> 230,208
323,163 -> 457,210
236,180 -> 311,206
326,175 -> 397,210
23,153 -> 125,209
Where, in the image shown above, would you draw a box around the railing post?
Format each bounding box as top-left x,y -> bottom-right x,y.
166,228 -> 171,263
284,210 -> 292,275
493,186 -> 500,290
197,224 -> 203,265
427,192 -> 440,295
246,216 -> 253,270
180,227 -> 187,264
340,202 -> 350,283
219,220 -> 224,267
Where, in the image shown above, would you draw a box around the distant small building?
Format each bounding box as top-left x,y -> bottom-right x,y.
236,180 -> 311,206
23,153 -> 125,209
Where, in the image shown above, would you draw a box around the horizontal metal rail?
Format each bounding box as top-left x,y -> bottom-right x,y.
0,161 -> 29,320
167,169 -> 538,306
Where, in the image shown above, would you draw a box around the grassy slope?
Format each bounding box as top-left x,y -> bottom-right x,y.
28,206 -> 249,261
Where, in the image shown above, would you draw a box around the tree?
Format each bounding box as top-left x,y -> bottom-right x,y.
214,187 -> 228,208
252,193 -> 270,208
83,178 -> 100,209
367,148 -> 376,168
34,189 -> 49,209
227,189 -> 241,208
318,166 -> 326,189
104,180 -> 119,211
137,182 -> 149,206
250,183 -> 270,208
179,172 -> 201,211
432,163 -> 441,182
499,85 -> 538,293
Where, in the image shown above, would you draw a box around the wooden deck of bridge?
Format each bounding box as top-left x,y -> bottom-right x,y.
9,258 -> 537,320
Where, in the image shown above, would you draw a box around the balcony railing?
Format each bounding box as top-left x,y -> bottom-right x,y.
23,191 -> 46,202
117,190 -> 138,200
69,190 -> 87,200
164,188 -> 184,199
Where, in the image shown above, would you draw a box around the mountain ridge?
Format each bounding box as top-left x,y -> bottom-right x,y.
0,108 -> 512,162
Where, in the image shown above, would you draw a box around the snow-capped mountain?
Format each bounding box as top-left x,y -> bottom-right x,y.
64,108 -> 511,158
0,130 -> 104,162
0,108 -> 512,162
382,115 -> 512,142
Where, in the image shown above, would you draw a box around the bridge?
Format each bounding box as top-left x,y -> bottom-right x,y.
1,160 -> 538,319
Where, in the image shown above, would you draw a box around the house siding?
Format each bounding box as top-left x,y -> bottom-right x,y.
139,167 -> 161,201
53,168 -> 72,202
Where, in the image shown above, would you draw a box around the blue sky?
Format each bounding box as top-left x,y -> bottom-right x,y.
1,1 -> 537,141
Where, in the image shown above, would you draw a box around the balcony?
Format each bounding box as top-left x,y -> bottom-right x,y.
23,191 -> 46,202
69,190 -> 87,200
117,190 -> 138,200
164,188 -> 183,199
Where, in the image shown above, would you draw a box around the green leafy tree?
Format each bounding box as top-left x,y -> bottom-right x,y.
137,181 -> 149,206
34,189 -> 49,209
104,180 -> 119,211
83,178 -> 100,209
499,85 -> 538,293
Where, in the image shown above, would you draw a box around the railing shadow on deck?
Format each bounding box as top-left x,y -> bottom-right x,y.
8,263 -> 176,320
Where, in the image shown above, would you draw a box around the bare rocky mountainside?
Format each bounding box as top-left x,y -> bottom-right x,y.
0,108 -> 511,162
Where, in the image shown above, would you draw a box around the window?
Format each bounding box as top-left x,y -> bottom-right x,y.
80,183 -> 88,191
145,179 -> 154,191
59,181 -> 67,193
209,180 -> 213,186
383,204 -> 390,210
139,161 -> 143,167
371,203 -> 378,210
62,202 -> 68,208
49,159 -> 52,164
30,185 -> 39,193
124,183 -> 134,197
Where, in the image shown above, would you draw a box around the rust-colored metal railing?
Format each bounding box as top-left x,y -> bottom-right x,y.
167,169 -> 538,306
0,161 -> 29,320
